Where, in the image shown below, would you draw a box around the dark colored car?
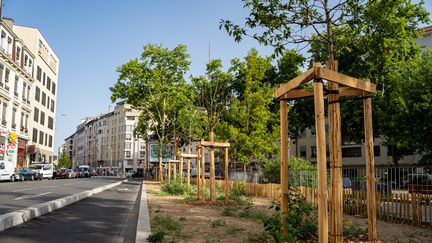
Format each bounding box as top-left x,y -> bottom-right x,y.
18,167 -> 39,181
56,168 -> 69,179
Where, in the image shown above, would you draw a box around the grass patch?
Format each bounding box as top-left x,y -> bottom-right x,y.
343,219 -> 367,237
239,206 -> 267,222
153,215 -> 181,231
221,206 -> 238,217
211,219 -> 224,228
179,216 -> 187,221
147,229 -> 166,242
226,225 -> 242,235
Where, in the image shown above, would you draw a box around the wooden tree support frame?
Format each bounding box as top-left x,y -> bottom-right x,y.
180,153 -> 198,186
167,159 -> 180,182
276,62 -> 377,243
198,140 -> 231,202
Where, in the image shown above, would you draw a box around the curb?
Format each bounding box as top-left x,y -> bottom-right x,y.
0,179 -> 127,232
135,181 -> 151,242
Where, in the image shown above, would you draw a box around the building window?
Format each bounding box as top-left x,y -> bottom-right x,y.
43,72 -> 45,85
49,135 -> 53,148
342,147 -> 362,157
140,143 -> 145,150
32,128 -> 38,143
48,116 -> 53,129
27,85 -> 30,101
47,76 -> 51,90
125,133 -> 131,140
127,116 -> 134,120
39,131 -> 44,145
47,96 -> 50,109
16,46 -> 20,61
125,142 -> 131,149
140,151 -> 145,158
300,146 -> 306,157
35,87 -> 40,101
42,92 -> 46,106
311,146 -> 317,158
22,83 -> 26,101
12,107 -> 16,128
14,75 -> 18,95
40,111 -> 45,125
33,107 -> 39,122
52,82 -> 56,95
36,66 -> 41,81
0,64 -> 3,85
125,151 -> 131,158
50,100 -> 55,112
374,146 -> 380,157
5,68 -> 9,84
45,133 -> 48,146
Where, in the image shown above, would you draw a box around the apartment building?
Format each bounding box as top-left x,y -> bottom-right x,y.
416,25 -> 432,50
13,22 -> 59,164
289,126 -> 421,167
66,102 -> 147,173
64,133 -> 74,165
0,18 -> 34,169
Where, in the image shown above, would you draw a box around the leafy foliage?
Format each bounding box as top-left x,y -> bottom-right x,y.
57,150 -> 71,169
261,157 -> 315,184
161,178 -> 191,196
263,188 -> 317,242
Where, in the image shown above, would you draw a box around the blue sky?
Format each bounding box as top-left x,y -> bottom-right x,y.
3,0 -> 432,153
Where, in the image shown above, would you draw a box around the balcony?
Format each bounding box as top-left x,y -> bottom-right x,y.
20,126 -> 28,135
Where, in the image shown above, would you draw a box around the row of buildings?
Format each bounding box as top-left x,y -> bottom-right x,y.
63,102 -> 147,173
0,17 -> 59,169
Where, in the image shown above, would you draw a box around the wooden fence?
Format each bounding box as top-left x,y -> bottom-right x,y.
191,179 -> 432,228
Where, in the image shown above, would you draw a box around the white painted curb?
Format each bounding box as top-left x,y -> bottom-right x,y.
135,181 -> 151,242
0,179 -> 127,232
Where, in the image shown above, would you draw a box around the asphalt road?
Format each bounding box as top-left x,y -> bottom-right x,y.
0,179 -> 142,243
0,177 -> 124,215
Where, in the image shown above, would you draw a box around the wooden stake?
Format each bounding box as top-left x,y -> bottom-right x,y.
201,145 -> 205,201
197,146 -> 201,200
280,99 -> 289,240
314,77 -> 328,243
187,146 -> 191,186
168,160 -> 171,182
179,156 -> 184,181
225,146 -> 229,201
173,163 -> 177,180
364,83 -> 378,240
209,132 -> 216,202
328,60 -> 343,243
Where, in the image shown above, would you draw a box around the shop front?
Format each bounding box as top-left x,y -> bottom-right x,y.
17,139 -> 27,167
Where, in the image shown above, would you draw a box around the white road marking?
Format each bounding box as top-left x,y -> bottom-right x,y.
42,185 -> 57,188
15,192 -> 53,201
118,188 -> 131,192
11,187 -> 37,192
62,183 -> 75,186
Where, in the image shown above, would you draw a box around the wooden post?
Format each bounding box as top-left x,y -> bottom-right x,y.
280,99 -> 289,240
179,156 -> 184,181
364,84 -> 378,240
328,61 -> 343,243
173,163 -> 177,180
314,76 -> 328,243
209,132 -> 216,202
168,160 -> 171,182
201,145 -> 205,201
225,146 -> 229,201
187,147 -> 191,186
197,146 -> 201,200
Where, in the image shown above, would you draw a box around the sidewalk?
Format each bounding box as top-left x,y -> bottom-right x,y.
135,180 -> 151,243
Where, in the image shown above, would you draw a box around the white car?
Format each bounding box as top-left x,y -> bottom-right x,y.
29,163 -> 54,180
0,160 -> 17,182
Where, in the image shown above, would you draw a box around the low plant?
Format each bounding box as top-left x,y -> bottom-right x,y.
153,215 -> 181,231
161,178 -> 190,196
262,187 -> 317,242
239,206 -> 267,222
229,180 -> 252,204
211,219 -> 223,227
343,219 -> 367,237
147,229 -> 166,242
221,206 -> 238,217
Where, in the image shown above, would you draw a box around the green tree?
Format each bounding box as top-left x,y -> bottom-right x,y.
217,49 -> 278,178
110,44 -> 191,181
57,150 -> 71,169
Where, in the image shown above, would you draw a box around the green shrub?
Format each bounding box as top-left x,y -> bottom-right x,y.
343,219 -> 367,237
221,206 -> 238,217
161,178 -> 190,196
262,188 -> 317,242
229,181 -> 251,204
153,215 -> 181,231
239,206 -> 267,222
147,229 -> 166,242
211,219 -> 223,227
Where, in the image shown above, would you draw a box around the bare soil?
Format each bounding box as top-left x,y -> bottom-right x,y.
145,181 -> 432,243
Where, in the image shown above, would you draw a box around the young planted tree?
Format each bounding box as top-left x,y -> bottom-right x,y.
192,59 -> 232,201
110,44 -> 191,182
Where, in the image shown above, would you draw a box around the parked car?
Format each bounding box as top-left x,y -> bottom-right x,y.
73,168 -> 80,178
56,168 -> 69,179
78,165 -> 91,177
18,167 -> 39,181
29,163 -> 54,180
342,177 -> 352,188
127,170 -> 135,178
0,160 -> 17,182
67,169 -> 75,178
